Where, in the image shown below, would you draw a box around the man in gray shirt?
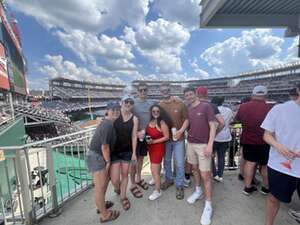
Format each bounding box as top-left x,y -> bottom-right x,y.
130,82 -> 155,195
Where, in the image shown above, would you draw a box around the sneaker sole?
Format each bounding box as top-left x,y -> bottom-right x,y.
242,191 -> 251,196
259,190 -> 268,195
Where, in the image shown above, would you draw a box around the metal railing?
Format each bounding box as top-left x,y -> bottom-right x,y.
0,128 -> 95,225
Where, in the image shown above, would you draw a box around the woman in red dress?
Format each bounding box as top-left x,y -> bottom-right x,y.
146,104 -> 170,200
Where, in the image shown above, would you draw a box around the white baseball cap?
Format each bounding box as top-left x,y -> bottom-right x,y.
252,85 -> 268,96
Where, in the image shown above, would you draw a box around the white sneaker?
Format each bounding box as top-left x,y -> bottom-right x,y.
213,176 -> 223,182
148,178 -> 155,186
149,190 -> 162,201
200,206 -> 213,225
183,178 -> 191,187
187,190 -> 203,204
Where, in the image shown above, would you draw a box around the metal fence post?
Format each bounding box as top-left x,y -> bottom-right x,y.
46,144 -> 61,218
15,149 -> 33,225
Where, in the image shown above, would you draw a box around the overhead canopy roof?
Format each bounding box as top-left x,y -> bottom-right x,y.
200,0 -> 300,35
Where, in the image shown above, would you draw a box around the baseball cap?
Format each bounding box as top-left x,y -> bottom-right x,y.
106,101 -> 120,110
196,86 -> 208,96
252,85 -> 268,96
121,95 -> 134,103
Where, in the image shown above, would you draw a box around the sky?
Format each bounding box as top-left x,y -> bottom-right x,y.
5,0 -> 300,90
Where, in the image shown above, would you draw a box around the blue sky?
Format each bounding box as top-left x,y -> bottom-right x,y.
6,0 -> 299,90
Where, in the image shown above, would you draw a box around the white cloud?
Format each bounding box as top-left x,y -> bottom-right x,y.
153,0 -> 201,30
286,37 -> 299,62
55,29 -> 139,74
123,18 -> 190,74
7,0 -> 150,33
190,59 -> 210,79
38,55 -> 125,85
201,29 -> 284,76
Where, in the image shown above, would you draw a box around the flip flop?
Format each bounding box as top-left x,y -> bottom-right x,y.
136,179 -> 149,190
100,210 -> 120,223
130,186 -> 143,198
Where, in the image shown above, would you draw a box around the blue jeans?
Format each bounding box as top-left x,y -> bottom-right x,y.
212,141 -> 229,177
164,140 -> 185,188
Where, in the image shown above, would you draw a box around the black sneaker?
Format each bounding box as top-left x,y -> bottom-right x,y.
238,174 -> 244,181
243,186 -> 257,196
260,186 -> 269,195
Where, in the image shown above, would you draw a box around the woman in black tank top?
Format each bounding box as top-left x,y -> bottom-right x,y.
110,97 -> 138,211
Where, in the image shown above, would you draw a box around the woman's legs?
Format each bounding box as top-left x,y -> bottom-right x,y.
120,162 -> 130,199
93,170 -> 110,219
151,163 -> 161,192
110,163 -> 121,192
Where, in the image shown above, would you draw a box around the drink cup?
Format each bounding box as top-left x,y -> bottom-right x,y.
139,129 -> 145,142
171,127 -> 177,141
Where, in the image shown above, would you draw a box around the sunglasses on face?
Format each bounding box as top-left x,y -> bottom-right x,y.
138,88 -> 148,92
152,110 -> 160,113
125,99 -> 134,105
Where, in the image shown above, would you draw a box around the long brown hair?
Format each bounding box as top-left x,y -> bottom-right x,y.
149,104 -> 172,129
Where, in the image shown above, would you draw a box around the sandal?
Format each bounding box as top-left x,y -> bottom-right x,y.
136,179 -> 149,190
96,201 -> 114,214
130,186 -> 143,198
121,198 -> 131,211
100,210 -> 120,223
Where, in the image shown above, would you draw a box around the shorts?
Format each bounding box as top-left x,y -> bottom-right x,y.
111,151 -> 132,163
242,144 -> 270,165
85,151 -> 106,173
186,142 -> 211,172
136,140 -> 148,157
268,167 -> 300,203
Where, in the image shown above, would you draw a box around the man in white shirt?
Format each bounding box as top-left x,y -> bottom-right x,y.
261,82 -> 300,225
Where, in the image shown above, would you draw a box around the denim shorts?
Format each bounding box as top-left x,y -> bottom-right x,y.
85,151 -> 106,173
111,151 -> 132,163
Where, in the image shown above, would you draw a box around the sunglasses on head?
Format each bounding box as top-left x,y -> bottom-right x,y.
124,99 -> 134,105
138,88 -> 148,92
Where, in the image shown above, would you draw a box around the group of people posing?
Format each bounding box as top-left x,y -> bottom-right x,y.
86,81 -> 300,225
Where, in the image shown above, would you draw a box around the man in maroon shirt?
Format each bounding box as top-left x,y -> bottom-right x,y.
184,87 -> 217,225
235,85 -> 273,195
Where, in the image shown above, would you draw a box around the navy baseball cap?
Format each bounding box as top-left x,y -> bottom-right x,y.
106,101 -> 121,110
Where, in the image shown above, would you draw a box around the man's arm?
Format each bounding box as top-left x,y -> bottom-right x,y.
174,119 -> 189,140
263,130 -> 297,160
204,121 -> 217,157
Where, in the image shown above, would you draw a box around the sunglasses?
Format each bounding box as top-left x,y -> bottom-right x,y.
138,88 -> 148,92
152,110 -> 160,113
124,99 -> 134,105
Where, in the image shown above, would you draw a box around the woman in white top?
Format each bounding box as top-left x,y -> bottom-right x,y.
211,97 -> 234,182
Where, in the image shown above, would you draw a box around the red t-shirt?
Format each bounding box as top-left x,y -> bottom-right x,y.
235,99 -> 273,145
187,102 -> 216,144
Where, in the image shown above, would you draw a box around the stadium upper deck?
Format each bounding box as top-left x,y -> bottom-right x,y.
50,77 -> 126,100
132,62 -> 300,101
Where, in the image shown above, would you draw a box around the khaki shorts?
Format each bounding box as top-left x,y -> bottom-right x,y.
187,142 -> 211,172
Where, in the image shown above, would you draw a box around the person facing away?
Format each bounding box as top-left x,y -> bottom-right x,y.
211,96 -> 234,182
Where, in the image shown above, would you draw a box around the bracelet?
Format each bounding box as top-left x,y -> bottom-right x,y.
105,160 -> 111,164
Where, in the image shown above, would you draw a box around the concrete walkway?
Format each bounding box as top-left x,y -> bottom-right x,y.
40,169 -> 299,225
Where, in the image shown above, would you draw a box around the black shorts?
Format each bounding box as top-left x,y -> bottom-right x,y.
111,151 -> 132,163
268,167 -> 300,203
242,144 -> 270,165
136,140 -> 148,157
